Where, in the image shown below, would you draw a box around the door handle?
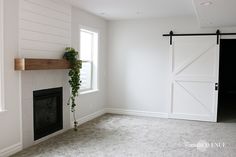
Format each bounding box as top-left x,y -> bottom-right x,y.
215,83 -> 218,91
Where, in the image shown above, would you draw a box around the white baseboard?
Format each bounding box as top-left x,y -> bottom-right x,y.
71,109 -> 106,127
71,108 -> 167,128
105,108 -> 168,118
168,113 -> 216,122
0,143 -> 22,157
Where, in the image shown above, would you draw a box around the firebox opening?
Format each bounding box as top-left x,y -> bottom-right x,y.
33,87 -> 63,141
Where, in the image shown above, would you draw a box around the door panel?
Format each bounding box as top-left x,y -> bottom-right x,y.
169,36 -> 219,122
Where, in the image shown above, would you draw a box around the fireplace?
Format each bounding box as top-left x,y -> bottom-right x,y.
33,87 -> 63,140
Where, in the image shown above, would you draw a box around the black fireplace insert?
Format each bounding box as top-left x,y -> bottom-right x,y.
33,87 -> 63,140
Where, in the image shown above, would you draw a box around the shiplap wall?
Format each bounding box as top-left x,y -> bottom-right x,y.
19,0 -> 72,148
19,0 -> 71,58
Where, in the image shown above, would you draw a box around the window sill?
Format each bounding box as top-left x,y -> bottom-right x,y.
80,89 -> 99,95
0,109 -> 8,114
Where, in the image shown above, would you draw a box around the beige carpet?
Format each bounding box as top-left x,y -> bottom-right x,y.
12,114 -> 236,157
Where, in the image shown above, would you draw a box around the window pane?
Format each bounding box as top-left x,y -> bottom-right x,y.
80,62 -> 92,90
79,28 -> 99,92
80,31 -> 93,61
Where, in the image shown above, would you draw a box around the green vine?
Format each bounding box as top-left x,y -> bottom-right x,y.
63,47 -> 82,130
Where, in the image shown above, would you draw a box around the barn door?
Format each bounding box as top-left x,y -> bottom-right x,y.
169,36 -> 219,122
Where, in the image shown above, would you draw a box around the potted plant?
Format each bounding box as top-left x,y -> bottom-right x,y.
63,47 -> 82,131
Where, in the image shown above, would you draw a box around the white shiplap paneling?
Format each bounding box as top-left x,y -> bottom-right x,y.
21,0 -> 70,22
26,0 -> 71,15
19,0 -> 71,58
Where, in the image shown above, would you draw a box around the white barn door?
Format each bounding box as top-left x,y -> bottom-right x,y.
169,36 -> 219,122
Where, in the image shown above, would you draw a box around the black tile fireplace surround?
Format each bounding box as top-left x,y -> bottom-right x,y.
33,87 -> 63,140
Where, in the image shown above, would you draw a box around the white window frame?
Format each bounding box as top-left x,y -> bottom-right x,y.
79,26 -> 99,94
0,0 -> 5,112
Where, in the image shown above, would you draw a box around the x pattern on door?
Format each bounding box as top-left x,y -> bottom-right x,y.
169,36 -> 219,122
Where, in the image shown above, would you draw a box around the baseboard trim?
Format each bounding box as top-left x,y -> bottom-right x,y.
71,109 -> 106,127
0,143 -> 22,157
168,113 -> 216,122
71,108 -> 167,128
105,108 -> 168,118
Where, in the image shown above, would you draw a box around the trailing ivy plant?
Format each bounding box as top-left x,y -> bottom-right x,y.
63,47 -> 82,131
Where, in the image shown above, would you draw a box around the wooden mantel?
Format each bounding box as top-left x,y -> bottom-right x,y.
15,58 -> 71,71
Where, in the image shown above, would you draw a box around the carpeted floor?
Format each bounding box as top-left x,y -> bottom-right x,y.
12,114 -> 236,157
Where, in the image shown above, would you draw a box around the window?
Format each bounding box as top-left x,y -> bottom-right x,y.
0,0 -> 4,111
79,28 -> 98,92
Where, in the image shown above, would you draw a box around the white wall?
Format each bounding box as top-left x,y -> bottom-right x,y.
71,7 -> 107,123
0,0 -> 22,156
107,17 -> 236,115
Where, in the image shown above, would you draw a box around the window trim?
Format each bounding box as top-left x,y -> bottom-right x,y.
79,25 -> 99,94
0,0 -> 5,112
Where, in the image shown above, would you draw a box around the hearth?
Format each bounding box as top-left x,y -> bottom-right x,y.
33,87 -> 63,140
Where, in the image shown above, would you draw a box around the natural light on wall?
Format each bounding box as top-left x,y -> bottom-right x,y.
0,0 -> 4,111
80,28 -> 98,92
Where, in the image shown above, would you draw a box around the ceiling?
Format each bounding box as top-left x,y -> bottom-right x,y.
68,0 -> 195,20
68,0 -> 236,27
193,0 -> 236,27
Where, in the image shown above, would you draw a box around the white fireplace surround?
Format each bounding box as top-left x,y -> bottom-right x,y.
21,71 -> 70,148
